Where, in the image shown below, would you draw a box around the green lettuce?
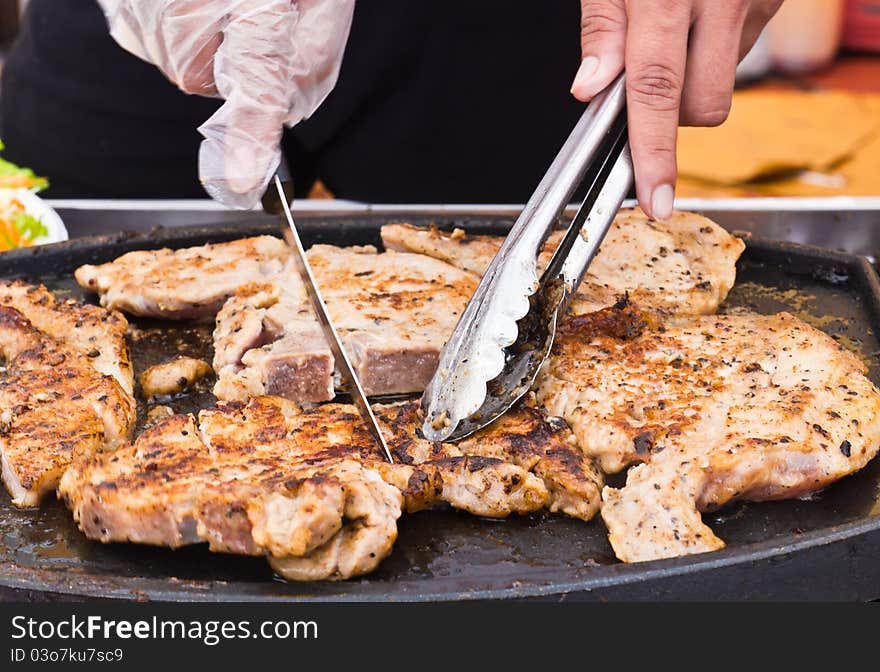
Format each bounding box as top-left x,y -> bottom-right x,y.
0,140 -> 48,191
14,211 -> 49,241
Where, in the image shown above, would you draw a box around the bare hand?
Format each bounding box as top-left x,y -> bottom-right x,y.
572,0 -> 784,219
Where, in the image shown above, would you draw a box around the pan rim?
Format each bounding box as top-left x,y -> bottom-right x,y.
1,511 -> 878,601
2,219 -> 879,602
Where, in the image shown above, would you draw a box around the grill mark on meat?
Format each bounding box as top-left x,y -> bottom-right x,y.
381,208 -> 745,317
213,246 -> 479,403
59,396 -> 601,580
74,236 -> 289,320
0,280 -> 133,394
0,302 -> 136,507
537,309 -> 880,563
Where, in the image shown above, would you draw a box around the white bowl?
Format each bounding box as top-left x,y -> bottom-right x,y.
4,188 -> 67,246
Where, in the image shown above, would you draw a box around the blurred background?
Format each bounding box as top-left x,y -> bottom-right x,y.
0,0 -> 878,202
673,0 -> 880,199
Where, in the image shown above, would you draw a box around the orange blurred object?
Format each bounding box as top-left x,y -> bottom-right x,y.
676,90 -> 880,198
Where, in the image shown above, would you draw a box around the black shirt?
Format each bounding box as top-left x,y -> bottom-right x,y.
1,0 -> 585,202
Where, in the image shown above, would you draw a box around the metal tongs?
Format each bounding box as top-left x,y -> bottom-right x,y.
421,74 -> 633,442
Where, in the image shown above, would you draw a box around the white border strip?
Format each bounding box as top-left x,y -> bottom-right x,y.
45,196 -> 880,215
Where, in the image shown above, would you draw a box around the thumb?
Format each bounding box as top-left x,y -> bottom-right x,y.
572,0 -> 628,102
199,0 -> 296,208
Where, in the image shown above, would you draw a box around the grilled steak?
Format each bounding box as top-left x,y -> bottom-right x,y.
213,245 -> 479,403
75,236 -> 288,320
535,304 -> 880,562
381,208 -> 745,316
139,357 -> 212,398
59,396 -> 599,580
0,305 -> 136,506
0,280 -> 133,394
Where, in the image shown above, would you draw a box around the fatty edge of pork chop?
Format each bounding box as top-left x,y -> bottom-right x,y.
74,236 -> 289,320
0,302 -> 136,507
535,304 -> 880,563
212,244 -> 480,403
59,396 -> 601,580
381,208 -> 746,317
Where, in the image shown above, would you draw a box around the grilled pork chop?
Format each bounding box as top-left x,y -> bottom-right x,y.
75,236 -> 288,320
213,245 -> 479,403
0,280 -> 133,394
60,396 -> 596,580
375,397 -> 603,522
0,305 -> 136,506
381,208 -> 745,316
535,303 -> 880,562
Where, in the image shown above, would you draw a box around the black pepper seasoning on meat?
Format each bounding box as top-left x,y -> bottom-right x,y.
633,431 -> 653,455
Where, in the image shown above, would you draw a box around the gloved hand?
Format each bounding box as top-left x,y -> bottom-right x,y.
97,0 -> 355,208
571,0 -> 784,221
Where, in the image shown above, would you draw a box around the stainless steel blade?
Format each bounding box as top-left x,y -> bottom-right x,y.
274,175 -> 393,463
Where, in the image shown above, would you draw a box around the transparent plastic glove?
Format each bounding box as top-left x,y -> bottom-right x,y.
98,0 -> 355,208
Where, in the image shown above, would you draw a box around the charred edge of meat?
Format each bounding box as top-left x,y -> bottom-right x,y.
430,455 -> 505,472
0,305 -> 32,331
557,294 -> 658,341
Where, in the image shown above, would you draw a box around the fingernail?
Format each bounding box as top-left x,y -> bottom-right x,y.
571,56 -> 600,97
651,184 -> 675,221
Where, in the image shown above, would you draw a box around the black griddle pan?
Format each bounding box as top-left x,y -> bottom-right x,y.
1,214 -> 880,602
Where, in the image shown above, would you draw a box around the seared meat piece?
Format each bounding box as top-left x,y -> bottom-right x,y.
381,208 -> 745,316
75,236 -> 288,320
381,224 -> 501,276
144,405 -> 174,428
0,280 -> 133,394
60,396 -> 571,580
139,357 -> 212,398
213,245 -> 479,403
265,461 -> 403,581
375,399 -> 602,522
212,282 -> 334,403
0,306 -> 136,506
535,306 -> 880,562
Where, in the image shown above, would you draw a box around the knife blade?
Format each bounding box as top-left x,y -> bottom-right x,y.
273,175 -> 393,463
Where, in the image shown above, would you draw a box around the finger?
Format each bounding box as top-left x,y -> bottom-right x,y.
103,0 -> 222,96
679,3 -> 747,127
624,0 -> 691,221
572,0 -> 627,101
170,32 -> 222,96
158,0 -> 224,96
280,0 -> 355,124
739,0 -> 784,59
205,0 -> 296,204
